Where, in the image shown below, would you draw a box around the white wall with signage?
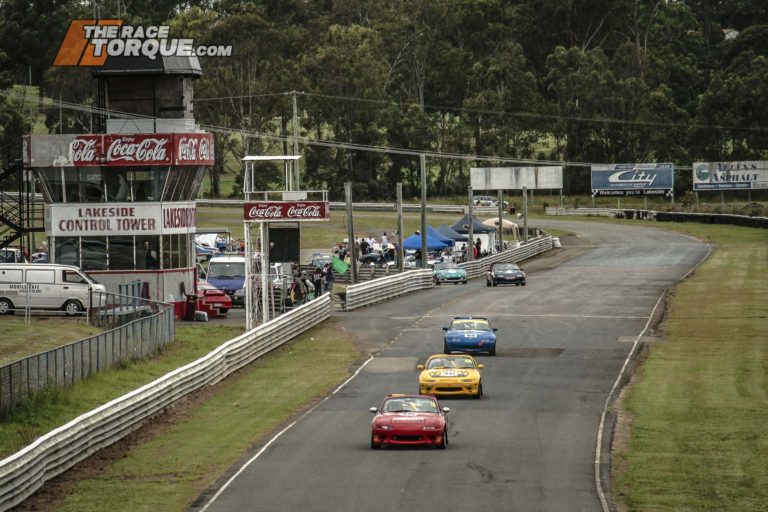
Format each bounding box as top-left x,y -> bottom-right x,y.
48,202 -> 197,236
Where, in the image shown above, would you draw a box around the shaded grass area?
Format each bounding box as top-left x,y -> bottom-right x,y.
614,225 -> 768,511
0,318 -> 103,366
44,322 -> 359,512
0,324 -> 245,457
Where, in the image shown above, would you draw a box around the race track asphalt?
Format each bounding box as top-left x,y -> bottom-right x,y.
196,220 -> 709,512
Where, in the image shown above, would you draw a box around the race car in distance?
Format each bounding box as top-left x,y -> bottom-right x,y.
433,262 -> 468,285
417,354 -> 485,398
370,394 -> 450,449
486,262 -> 526,286
443,316 -> 498,356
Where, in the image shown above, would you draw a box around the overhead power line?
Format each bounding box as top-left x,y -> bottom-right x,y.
0,89 -> 598,167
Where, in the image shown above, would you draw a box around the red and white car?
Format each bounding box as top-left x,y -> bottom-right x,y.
369,394 -> 449,449
197,282 -> 232,318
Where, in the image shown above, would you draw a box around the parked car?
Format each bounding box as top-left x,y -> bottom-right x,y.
196,282 -> 232,318
486,262 -> 526,286
473,195 -> 509,208
417,354 -> 484,398
432,262 -> 467,285
370,394 -> 450,449
0,263 -> 106,315
308,253 -> 333,269
443,316 -> 498,356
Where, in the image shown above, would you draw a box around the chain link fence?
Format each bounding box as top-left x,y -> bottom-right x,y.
0,290 -> 174,415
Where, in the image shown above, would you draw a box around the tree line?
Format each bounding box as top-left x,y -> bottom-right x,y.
1,0 -> 767,200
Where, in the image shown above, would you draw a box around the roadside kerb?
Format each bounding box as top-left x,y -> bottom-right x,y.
0,294 -> 332,511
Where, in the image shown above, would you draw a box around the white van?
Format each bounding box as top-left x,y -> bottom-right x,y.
0,264 -> 106,315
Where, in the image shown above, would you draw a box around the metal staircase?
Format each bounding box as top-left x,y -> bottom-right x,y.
0,160 -> 44,253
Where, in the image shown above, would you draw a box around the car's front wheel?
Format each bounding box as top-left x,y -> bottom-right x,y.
486,280 -> 491,287
443,343 -> 450,354
473,383 -> 483,399
436,429 -> 447,449
371,435 -> 381,450
489,348 -> 496,356
63,300 -> 83,316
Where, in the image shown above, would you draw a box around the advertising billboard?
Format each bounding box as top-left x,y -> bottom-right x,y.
470,166 -> 563,190
243,201 -> 330,222
693,161 -> 768,190
48,201 -> 196,236
591,163 -> 674,196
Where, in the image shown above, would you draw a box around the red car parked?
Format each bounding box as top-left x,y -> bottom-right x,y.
369,394 -> 450,449
197,282 -> 232,318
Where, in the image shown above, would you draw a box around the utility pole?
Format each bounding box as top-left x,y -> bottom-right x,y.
345,182 -> 357,284
523,186 -> 529,244
292,91 -> 300,188
467,186 -> 474,262
397,182 -> 404,272
420,154 -> 427,269
497,189 -> 503,252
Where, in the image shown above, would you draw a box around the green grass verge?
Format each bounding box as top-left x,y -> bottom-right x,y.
0,318 -> 103,366
44,322 -> 359,512
0,324 -> 246,456
614,224 -> 768,512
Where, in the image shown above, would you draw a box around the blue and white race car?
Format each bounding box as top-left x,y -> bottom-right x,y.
442,316 -> 498,356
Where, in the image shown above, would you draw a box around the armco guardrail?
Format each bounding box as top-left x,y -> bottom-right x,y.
345,269 -> 434,310
344,237 -> 554,310
0,303 -> 174,414
459,236 -> 554,279
0,294 -> 332,511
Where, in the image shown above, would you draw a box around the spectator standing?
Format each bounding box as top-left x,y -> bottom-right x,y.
323,262 -> 335,293
312,266 -> 324,296
381,232 -> 388,247
474,238 -> 482,259
360,238 -> 369,255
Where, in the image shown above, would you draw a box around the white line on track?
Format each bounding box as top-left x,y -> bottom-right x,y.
594,241 -> 712,512
199,354 -> 375,512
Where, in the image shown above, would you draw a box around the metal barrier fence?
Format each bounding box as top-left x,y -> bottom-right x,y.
0,294 -> 331,511
0,296 -> 174,414
343,236 -> 554,311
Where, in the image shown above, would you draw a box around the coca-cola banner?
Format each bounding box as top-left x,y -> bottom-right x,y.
104,134 -> 172,166
23,133 -> 215,168
244,201 -> 330,222
174,133 -> 215,165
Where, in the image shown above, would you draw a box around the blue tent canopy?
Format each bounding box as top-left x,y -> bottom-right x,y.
402,233 -> 449,251
436,224 -> 469,241
426,225 -> 454,245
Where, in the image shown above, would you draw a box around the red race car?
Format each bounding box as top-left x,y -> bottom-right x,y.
197,282 -> 232,318
369,394 -> 450,449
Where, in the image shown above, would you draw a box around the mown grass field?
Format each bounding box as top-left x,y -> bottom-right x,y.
0,317 -> 103,366
613,223 -> 768,512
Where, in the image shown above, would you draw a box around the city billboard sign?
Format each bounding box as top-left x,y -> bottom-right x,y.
591,163 -> 674,196
243,201 -> 330,222
693,161 -> 768,190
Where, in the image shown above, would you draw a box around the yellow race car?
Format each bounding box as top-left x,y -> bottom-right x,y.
417,354 -> 485,399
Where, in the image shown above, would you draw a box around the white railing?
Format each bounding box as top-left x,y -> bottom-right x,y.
345,269 -> 434,310
545,207 -> 620,216
0,295 -> 332,511
344,237 -> 554,310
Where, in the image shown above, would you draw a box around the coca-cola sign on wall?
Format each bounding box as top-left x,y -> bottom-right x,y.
244,201 -> 330,222
69,135 -> 102,166
174,133 -> 214,165
104,134 -> 172,166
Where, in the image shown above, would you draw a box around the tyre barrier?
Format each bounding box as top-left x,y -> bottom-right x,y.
0,295 -> 332,511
